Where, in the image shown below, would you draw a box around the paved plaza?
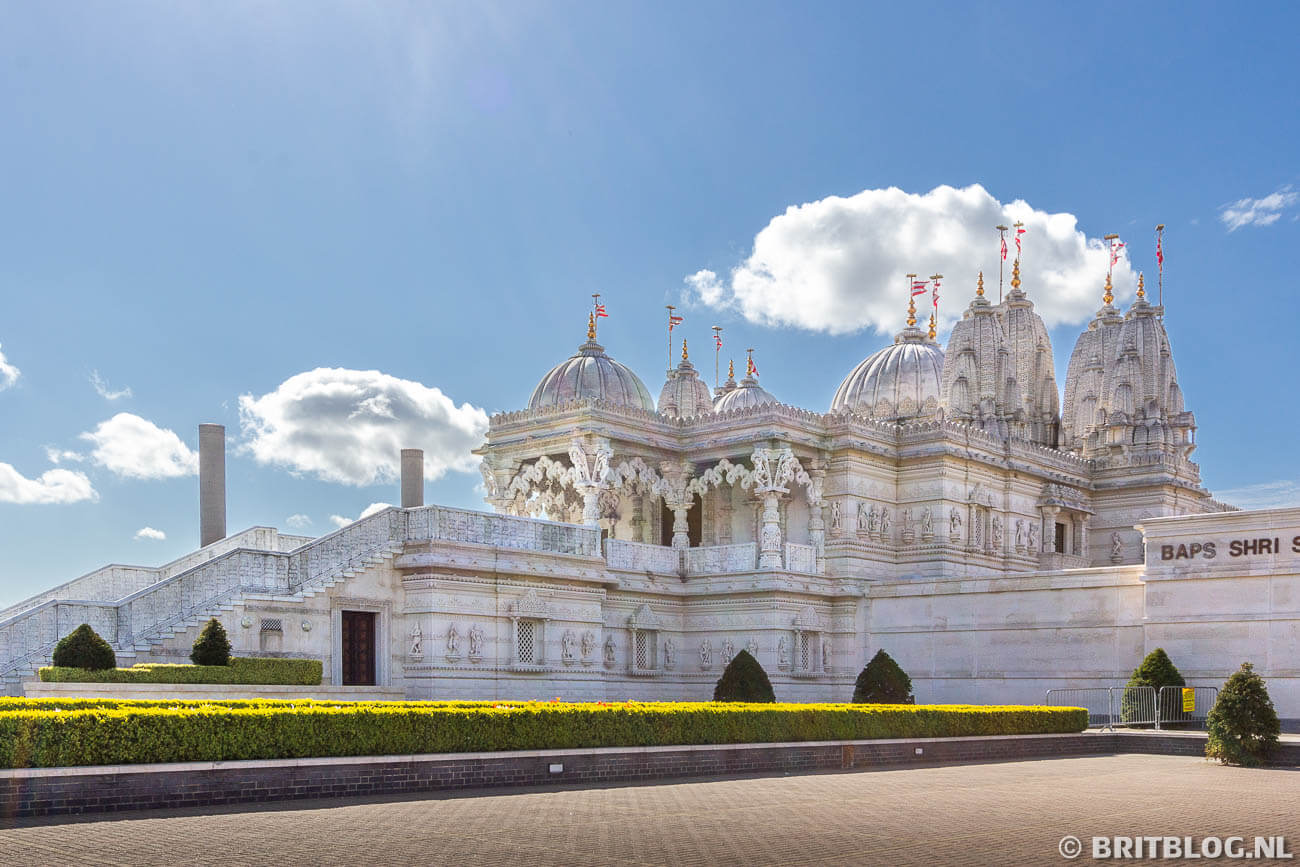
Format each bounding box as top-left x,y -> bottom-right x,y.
2,755 -> 1297,865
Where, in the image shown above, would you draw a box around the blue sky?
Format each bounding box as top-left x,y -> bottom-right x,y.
1,1 -> 1298,606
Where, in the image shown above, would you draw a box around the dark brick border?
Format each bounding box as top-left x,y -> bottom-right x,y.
0,733 -> 1295,820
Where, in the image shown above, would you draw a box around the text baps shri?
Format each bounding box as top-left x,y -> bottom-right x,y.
1159,536 -> 1300,561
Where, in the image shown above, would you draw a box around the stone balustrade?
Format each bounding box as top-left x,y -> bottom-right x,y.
406,505 -> 600,558
605,539 -> 684,574
784,543 -> 818,574
684,543 -> 759,575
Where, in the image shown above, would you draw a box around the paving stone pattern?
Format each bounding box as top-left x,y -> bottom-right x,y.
2,755 -> 1299,866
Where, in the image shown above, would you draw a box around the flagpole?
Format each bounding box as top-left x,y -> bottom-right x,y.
1156,224 -> 1165,313
711,325 -> 722,390
995,225 -> 1008,303
591,294 -> 601,338
665,305 -> 675,371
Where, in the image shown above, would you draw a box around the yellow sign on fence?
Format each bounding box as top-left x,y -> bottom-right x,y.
1182,688 -> 1196,713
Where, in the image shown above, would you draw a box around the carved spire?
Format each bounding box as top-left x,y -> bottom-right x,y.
728,358 -> 735,381
928,312 -> 936,340
1010,258 -> 1021,290
681,337 -> 689,362
587,312 -> 597,341
977,271 -> 985,297
1137,272 -> 1145,300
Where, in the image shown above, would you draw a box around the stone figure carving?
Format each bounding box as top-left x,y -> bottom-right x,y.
468,623 -> 485,659
829,500 -> 842,533
699,639 -> 713,669
992,516 -> 1003,549
664,637 -> 675,668
858,501 -> 871,536
1027,522 -> 1039,552
1015,519 -> 1027,550
821,641 -> 831,671
722,638 -> 735,665
746,637 -> 759,658
867,504 -> 880,536
561,629 -> 577,664
880,508 -> 892,539
950,508 -> 962,539
1111,531 -> 1123,562
921,506 -> 933,539
445,623 -> 460,656
603,634 -> 616,667
580,629 -> 595,662
777,635 -> 789,667
409,623 -> 423,656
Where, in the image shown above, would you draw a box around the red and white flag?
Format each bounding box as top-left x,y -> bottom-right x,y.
594,303 -> 608,318
668,312 -> 683,330
932,278 -> 941,309
748,357 -> 759,377
715,333 -> 722,349
1156,235 -> 1164,269
1015,225 -> 1026,255
911,280 -> 928,297
1110,240 -> 1126,266
1001,236 -> 1008,261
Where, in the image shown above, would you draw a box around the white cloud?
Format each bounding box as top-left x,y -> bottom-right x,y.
686,184 -> 1137,336
328,502 -> 394,530
0,463 -> 97,504
134,526 -> 166,541
1212,480 -> 1300,511
90,370 -> 133,401
0,343 -> 19,391
285,513 -> 313,530
238,368 -> 488,486
44,446 -> 85,465
1219,187 -> 1299,231
80,413 -> 199,480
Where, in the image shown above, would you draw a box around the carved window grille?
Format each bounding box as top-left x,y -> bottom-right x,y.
800,633 -> 811,671
631,629 -> 658,672
635,631 -> 649,669
516,619 -> 539,665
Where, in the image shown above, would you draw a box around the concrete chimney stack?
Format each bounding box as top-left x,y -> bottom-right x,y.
199,424 -> 227,547
400,449 -> 424,508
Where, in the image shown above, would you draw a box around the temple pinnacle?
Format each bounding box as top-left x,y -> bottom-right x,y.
587,312 -> 597,341
1137,272 -> 1145,300
977,271 -> 985,297
1103,273 -> 1114,306
1010,258 -> 1021,290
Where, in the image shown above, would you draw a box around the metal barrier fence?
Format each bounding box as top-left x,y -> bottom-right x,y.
1045,685 -> 1218,731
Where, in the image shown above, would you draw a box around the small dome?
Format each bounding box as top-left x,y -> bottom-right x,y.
658,348 -> 714,419
714,374 -> 778,412
831,326 -> 945,420
528,336 -> 655,412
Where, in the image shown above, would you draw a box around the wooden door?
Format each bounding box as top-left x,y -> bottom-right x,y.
341,610 -> 376,685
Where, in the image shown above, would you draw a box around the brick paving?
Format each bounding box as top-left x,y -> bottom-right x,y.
1,755 -> 1297,866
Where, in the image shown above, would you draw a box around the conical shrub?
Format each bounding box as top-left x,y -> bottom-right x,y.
51,623 -> 116,670
1123,647 -> 1185,725
190,617 -> 232,666
713,649 -> 776,702
853,649 -> 914,704
1206,662 -> 1280,767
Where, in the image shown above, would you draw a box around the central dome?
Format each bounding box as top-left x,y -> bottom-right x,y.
831,326 -> 945,420
528,334 -> 655,412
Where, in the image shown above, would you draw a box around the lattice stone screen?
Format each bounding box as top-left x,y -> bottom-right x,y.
516,619 -> 538,664
800,633 -> 811,671
632,629 -> 657,671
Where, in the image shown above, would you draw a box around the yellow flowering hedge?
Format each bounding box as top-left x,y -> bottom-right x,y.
38,657 -> 322,685
0,700 -> 1087,769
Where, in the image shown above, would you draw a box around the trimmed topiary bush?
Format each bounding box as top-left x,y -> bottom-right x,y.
1206,662 -> 1280,767
1122,647 -> 1185,725
853,649 -> 914,704
39,657 -> 323,686
190,617 -> 232,666
713,650 -> 776,702
50,624 -> 116,671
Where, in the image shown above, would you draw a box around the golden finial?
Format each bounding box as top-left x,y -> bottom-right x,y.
907,295 -> 917,327
1103,273 -> 1114,306
1010,258 -> 1021,290
977,271 -> 985,297
728,359 -> 735,380
681,338 -> 689,362
927,312 -> 936,340
587,312 -> 597,341
1137,272 -> 1145,300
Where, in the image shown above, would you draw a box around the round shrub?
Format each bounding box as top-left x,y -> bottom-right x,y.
853,649 -> 914,704
1206,662 -> 1280,767
1122,647 -> 1185,725
51,623 -> 117,671
713,650 -> 776,702
190,617 -> 232,666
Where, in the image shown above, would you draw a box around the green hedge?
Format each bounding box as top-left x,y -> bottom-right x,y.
38,657 -> 322,686
0,702 -> 1087,769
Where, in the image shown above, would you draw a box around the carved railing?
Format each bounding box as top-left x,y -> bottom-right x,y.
406,505 -> 600,558
605,539 -> 683,574
684,543 -> 759,575
784,542 -> 818,574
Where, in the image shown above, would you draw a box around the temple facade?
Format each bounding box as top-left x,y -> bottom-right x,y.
4,262 -> 1296,719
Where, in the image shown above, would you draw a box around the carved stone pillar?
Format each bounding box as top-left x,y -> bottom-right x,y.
568,438 -> 612,528
748,445 -> 797,571
658,460 -> 694,550
806,467 -> 826,574
1041,505 -> 1061,553
718,485 -> 733,545
758,490 -> 783,570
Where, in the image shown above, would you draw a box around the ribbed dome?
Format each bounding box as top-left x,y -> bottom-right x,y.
658,356 -> 714,419
528,338 -> 655,412
714,375 -> 778,412
831,326 -> 945,420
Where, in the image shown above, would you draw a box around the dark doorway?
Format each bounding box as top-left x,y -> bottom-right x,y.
1054,523 -> 1068,555
341,610 -> 376,685
659,495 -> 703,548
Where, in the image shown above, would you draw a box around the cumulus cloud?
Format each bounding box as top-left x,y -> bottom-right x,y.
134,526 -> 166,541
686,184 -> 1137,336
0,343 -> 19,391
1219,187 -> 1299,231
1213,480 -> 1300,511
285,513 -> 313,530
329,514 -> 351,529
238,368 -> 488,486
90,370 -> 133,401
80,413 -> 199,480
0,463 -> 97,504
44,446 -> 85,465
329,502 -> 394,529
